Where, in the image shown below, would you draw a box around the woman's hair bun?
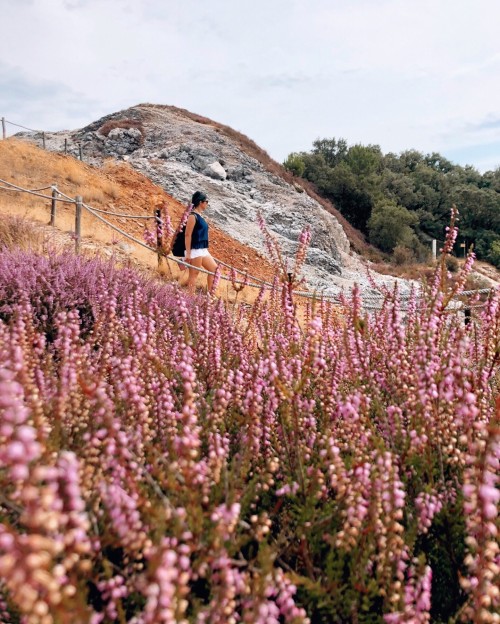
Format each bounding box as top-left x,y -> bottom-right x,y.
191,191 -> 207,207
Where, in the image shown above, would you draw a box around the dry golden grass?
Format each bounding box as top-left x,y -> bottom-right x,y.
370,261 -> 434,281
0,138 -> 281,305
371,256 -> 500,294
0,139 -> 122,208
0,214 -> 45,251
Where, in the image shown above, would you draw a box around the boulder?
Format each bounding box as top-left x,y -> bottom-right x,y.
203,161 -> 227,180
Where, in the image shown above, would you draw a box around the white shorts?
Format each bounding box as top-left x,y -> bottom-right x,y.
186,248 -> 210,259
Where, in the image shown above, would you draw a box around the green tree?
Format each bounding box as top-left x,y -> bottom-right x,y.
284,135 -> 500,266
327,162 -> 375,232
482,167 -> 500,192
283,152 -> 306,177
381,170 -> 419,208
399,149 -> 425,173
312,137 -> 348,167
424,152 -> 454,173
487,239 -> 500,268
345,144 -> 383,177
368,202 -> 419,252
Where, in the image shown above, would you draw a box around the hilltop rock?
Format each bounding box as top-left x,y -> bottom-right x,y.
103,127 -> 143,156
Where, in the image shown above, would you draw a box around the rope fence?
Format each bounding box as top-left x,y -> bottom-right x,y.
55,188 -> 83,202
2,119 -> 40,133
85,204 -> 155,219
0,176 -> 267,290
28,185 -> 54,192
2,117 -> 84,158
0,178 -> 76,204
76,204 -> 267,289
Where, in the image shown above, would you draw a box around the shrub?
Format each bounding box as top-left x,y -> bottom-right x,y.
487,239 -> 500,268
445,254 -> 459,273
368,202 -> 419,252
392,243 -> 415,265
0,215 -> 44,252
283,152 -> 306,177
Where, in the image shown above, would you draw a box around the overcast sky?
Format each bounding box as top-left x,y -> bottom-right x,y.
1,0 -> 500,172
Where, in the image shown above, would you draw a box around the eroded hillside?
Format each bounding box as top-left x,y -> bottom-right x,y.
14,103 -> 418,296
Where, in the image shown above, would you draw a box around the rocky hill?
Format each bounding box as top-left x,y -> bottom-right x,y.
20,103 -> 417,296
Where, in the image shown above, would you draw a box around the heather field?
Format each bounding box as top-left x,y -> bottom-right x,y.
0,221 -> 499,623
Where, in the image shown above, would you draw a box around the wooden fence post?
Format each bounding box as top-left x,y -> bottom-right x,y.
78,143 -> 83,161
50,184 -> 57,226
64,138 -> 68,154
75,196 -> 82,254
42,132 -> 46,149
155,208 -> 162,267
1,117 -> 5,139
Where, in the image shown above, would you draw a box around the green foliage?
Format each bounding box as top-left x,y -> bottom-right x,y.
345,144 -> 383,177
285,139 -> 500,267
487,239 -> 500,268
367,202 -> 419,252
312,137 -> 348,167
283,152 -> 306,177
415,506 -> 467,623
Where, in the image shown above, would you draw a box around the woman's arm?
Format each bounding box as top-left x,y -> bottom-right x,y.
184,214 -> 196,259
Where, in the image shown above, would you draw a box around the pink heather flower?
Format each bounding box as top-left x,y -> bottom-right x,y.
0,220 -> 498,623
211,503 -> 241,540
276,482 -> 300,497
0,366 -> 41,481
97,575 -> 128,621
143,227 -> 157,249
385,562 -> 432,623
460,398 -> 500,620
415,491 -> 444,534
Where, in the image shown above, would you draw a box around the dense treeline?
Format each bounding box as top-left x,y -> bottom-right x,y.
284,139 -> 500,266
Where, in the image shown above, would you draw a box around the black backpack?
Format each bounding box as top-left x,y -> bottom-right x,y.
172,212 -> 198,257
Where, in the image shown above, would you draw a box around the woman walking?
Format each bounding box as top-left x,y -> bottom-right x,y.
184,191 -> 218,293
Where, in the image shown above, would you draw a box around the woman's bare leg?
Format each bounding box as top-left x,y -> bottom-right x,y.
186,257 -> 202,293
202,254 -> 218,292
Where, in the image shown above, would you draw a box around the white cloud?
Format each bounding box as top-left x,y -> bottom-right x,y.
1,0 -> 499,170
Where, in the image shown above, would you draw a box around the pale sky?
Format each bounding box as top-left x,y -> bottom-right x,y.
1,0 -> 500,172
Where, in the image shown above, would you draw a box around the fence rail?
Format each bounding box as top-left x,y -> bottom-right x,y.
2,116 -> 84,159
